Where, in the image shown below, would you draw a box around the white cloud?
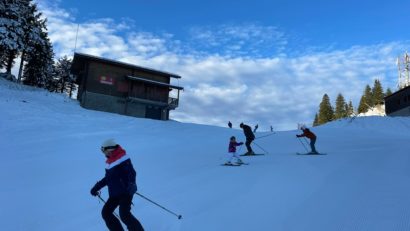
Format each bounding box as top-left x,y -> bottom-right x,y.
188,23 -> 287,57
32,1 -> 410,131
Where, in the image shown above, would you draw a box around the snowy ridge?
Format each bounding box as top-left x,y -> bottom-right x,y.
323,116 -> 410,135
2,78 -> 410,231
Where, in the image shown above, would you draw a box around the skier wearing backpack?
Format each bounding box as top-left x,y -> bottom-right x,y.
90,139 -> 144,231
240,122 -> 255,155
296,125 -> 318,154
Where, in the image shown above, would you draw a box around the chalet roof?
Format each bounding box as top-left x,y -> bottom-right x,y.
126,75 -> 184,90
384,85 -> 410,100
71,52 -> 181,79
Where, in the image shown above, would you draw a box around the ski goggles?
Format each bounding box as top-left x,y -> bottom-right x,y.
101,145 -> 117,152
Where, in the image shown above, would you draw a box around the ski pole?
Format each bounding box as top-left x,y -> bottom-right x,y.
297,137 -> 309,153
252,142 -> 269,154
135,192 -> 182,220
303,137 -> 310,146
255,133 -> 275,140
97,194 -> 120,220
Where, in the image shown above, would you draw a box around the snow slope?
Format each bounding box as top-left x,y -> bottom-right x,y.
1,78 -> 410,231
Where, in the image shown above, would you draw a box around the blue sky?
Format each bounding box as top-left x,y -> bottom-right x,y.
31,0 -> 410,130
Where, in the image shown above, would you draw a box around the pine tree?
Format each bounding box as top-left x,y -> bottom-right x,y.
346,100 -> 354,116
358,85 -> 372,113
53,56 -> 76,97
358,95 -> 368,113
334,93 -> 347,119
372,79 -> 384,105
22,28 -> 54,88
17,0 -> 44,82
313,113 -> 319,127
0,0 -> 40,75
0,0 -> 26,74
385,88 -> 393,97
364,84 -> 373,107
318,94 -> 334,125
22,5 -> 54,88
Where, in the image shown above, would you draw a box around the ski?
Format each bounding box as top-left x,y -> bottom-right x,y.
296,152 -> 327,155
221,163 -> 241,166
221,162 -> 249,166
240,153 -> 265,156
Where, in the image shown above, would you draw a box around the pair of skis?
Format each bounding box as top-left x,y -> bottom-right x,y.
296,152 -> 327,155
221,162 -> 249,167
239,153 -> 265,156
221,153 -> 265,166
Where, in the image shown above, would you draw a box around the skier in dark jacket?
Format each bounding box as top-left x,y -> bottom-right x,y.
240,123 -> 255,155
296,125 -> 318,154
90,139 -> 144,231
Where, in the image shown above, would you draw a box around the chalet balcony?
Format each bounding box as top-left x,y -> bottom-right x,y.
168,97 -> 179,108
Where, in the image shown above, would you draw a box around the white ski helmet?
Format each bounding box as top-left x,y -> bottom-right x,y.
101,138 -> 117,150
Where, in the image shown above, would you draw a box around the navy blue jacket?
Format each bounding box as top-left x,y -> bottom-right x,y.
93,157 -> 137,197
242,124 -> 255,140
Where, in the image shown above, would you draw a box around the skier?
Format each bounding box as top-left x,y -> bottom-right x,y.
240,122 -> 255,155
253,124 -> 258,133
296,125 -> 318,154
228,121 -> 232,128
90,139 -> 144,231
225,136 -> 244,165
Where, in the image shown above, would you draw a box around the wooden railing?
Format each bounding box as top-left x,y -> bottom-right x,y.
126,95 -> 179,108
168,97 -> 179,107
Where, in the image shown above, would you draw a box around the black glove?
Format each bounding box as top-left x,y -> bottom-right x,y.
90,185 -> 100,197
239,142 -> 244,145
296,135 -> 300,138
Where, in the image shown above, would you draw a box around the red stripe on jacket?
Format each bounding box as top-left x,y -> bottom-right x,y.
106,146 -> 126,164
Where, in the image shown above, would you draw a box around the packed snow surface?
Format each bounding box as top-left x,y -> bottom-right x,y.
1,78 -> 410,231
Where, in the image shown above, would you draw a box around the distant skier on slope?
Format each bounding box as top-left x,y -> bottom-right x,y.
224,136 -> 245,165
228,121 -> 232,128
296,125 -> 318,154
240,122 -> 255,155
90,139 -> 144,231
253,124 -> 258,133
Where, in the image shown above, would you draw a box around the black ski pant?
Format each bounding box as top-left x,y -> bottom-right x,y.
310,137 -> 317,153
245,137 -> 254,153
102,194 -> 144,231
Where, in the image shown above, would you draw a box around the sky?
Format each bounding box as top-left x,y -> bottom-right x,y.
28,0 -> 410,130
2,78 -> 410,230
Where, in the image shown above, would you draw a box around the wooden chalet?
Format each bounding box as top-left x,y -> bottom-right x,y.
384,85 -> 410,116
71,53 -> 183,120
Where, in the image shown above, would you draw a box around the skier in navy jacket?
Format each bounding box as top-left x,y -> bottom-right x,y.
240,123 -> 255,155
90,139 -> 144,231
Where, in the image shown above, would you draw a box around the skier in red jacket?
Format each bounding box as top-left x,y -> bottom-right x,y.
296,125 -> 318,154
90,139 -> 144,231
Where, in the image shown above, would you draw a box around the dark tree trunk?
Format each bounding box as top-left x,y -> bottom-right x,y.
6,51 -> 16,74
17,51 -> 25,83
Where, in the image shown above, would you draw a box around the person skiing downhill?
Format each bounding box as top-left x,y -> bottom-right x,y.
90,139 -> 144,231
240,122 -> 255,155
225,136 -> 244,165
296,125 -> 318,154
